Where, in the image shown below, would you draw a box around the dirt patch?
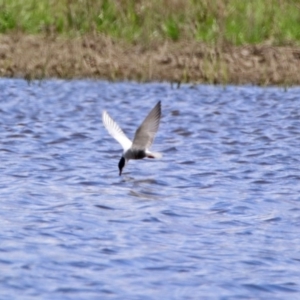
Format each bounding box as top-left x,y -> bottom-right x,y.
0,34 -> 300,85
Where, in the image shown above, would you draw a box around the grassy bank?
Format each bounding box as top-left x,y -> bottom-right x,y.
1,1 -> 300,84
0,0 -> 300,45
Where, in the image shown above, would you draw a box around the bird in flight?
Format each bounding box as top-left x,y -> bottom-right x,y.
102,101 -> 162,175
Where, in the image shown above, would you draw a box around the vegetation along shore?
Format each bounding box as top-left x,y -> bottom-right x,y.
1,0 -> 300,85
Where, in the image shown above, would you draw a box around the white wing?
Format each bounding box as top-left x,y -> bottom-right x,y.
132,101 -> 161,150
102,110 -> 132,151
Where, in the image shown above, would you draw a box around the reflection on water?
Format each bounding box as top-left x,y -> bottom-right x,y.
0,79 -> 299,299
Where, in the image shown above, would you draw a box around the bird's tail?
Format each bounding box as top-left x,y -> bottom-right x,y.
146,151 -> 163,159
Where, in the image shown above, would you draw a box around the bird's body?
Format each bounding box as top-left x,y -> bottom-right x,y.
102,101 -> 162,175
124,149 -> 146,160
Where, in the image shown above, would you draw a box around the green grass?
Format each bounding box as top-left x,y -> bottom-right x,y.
0,0 -> 300,45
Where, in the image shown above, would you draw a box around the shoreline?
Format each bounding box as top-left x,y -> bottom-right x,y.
1,34 -> 300,86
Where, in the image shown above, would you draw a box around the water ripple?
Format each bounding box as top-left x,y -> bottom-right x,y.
0,79 -> 299,299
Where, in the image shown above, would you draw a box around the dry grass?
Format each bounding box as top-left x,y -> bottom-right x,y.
1,34 -> 300,85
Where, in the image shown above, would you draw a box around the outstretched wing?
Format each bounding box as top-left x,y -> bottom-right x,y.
132,101 -> 161,150
102,110 -> 132,151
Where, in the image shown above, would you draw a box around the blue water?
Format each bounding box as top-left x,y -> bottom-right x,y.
0,78 -> 299,299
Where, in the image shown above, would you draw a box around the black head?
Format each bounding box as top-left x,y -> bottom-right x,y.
118,157 -> 125,176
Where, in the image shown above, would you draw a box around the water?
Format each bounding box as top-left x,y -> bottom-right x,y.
0,78 -> 299,299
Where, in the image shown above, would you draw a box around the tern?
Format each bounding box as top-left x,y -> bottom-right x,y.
102,101 -> 162,175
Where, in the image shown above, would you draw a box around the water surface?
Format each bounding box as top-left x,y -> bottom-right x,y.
0,79 -> 299,299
